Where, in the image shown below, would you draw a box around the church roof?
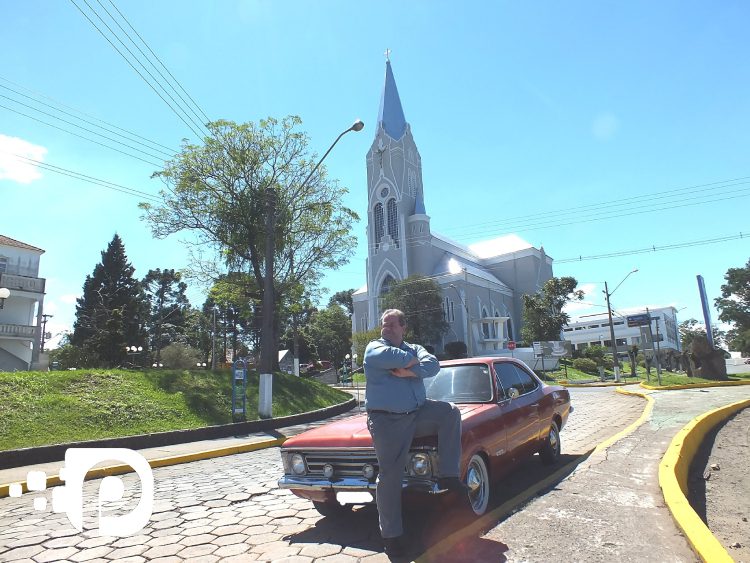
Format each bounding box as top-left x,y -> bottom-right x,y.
432,255 -> 511,291
468,234 -> 533,259
378,60 -> 407,140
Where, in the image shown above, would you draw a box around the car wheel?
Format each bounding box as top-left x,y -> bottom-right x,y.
312,501 -> 351,517
539,421 -> 561,465
466,454 -> 491,516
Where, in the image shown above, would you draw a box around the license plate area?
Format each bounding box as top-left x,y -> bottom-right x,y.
336,491 -> 373,505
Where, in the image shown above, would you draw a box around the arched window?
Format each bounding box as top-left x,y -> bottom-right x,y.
408,170 -> 417,198
507,318 -> 514,341
387,198 -> 399,247
374,203 -> 384,248
380,275 -> 396,297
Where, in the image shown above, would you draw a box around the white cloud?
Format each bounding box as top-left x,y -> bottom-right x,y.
0,134 -> 47,184
591,112 -> 620,141
60,293 -> 79,304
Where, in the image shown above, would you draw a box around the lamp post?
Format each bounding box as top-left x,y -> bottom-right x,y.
258,119 -> 364,419
449,283 -> 472,358
352,352 -> 358,373
604,268 -> 638,382
211,305 -> 219,371
0,287 -> 9,309
127,345 -> 143,368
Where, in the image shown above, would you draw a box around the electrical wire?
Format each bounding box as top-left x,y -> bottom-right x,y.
69,0 -> 207,139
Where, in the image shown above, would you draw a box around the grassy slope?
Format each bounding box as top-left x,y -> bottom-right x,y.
0,369 -> 349,451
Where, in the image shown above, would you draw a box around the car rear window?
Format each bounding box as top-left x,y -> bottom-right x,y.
425,364 -> 493,403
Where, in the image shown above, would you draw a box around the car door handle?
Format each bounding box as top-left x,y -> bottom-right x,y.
531,403 -> 539,408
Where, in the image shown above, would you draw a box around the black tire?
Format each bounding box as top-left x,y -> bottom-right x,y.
539,421 -> 561,465
465,454 -> 491,516
312,500 -> 351,517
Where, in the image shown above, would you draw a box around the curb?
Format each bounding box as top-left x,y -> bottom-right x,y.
561,381 -> 641,388
659,398 -> 750,563
641,380 -> 750,391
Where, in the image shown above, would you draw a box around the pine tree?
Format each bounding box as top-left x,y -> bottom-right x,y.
142,268 -> 190,362
72,234 -> 146,367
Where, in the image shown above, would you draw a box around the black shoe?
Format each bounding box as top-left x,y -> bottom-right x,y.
437,476 -> 470,494
383,535 -> 407,557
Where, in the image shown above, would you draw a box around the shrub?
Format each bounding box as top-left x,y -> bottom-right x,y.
444,341 -> 468,359
572,358 -> 598,375
160,343 -> 202,369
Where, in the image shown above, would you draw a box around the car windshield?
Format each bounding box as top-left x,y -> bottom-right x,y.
424,364 -> 493,403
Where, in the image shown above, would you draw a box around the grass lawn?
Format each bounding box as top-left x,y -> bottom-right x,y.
0,369 -> 349,451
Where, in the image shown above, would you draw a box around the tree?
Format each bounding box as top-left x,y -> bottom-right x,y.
140,116 -> 359,371
715,257 -> 750,355
142,269 -> 190,362
328,289 -> 355,318
381,275 -> 448,346
679,318 -> 726,351
71,234 -> 146,367
521,277 -> 584,344
307,305 -> 352,369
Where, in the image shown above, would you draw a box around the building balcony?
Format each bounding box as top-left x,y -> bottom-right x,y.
0,323 -> 38,340
0,273 -> 46,294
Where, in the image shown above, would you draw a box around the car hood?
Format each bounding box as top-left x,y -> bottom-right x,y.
281,404 -> 485,450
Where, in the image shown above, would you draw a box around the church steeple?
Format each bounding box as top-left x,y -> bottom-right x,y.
378,59 -> 407,140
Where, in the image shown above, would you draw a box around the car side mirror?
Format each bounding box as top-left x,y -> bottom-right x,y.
508,387 -> 520,400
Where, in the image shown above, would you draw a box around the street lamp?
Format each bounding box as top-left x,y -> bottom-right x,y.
127,345 -> 143,368
604,268 -> 638,382
196,362 -> 207,369
0,287 -> 9,309
259,119 -> 364,419
211,305 -> 219,371
352,353 -> 358,372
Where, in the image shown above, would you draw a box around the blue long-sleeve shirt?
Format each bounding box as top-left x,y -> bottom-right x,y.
363,337 -> 440,412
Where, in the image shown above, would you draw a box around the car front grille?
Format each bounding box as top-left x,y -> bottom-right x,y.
303,449 -> 379,477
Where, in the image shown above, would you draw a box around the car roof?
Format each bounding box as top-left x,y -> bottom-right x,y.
439,356 -> 518,367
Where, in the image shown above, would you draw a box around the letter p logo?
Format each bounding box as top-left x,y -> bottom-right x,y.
53,448 -> 154,537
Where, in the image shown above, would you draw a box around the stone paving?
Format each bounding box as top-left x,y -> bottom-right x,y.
0,388 -> 654,562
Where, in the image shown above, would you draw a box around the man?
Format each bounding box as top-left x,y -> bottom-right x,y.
364,309 -> 466,556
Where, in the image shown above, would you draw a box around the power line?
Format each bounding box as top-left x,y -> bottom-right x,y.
104,0 -> 211,124
0,102 -> 162,167
69,0 -> 207,139
0,77 -> 176,155
0,93 -> 172,161
5,152 -> 163,203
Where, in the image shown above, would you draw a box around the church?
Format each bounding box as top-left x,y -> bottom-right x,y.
351,59 -> 554,355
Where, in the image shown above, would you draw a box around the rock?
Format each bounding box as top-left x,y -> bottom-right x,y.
742,517 -> 748,522
710,463 -> 720,471
730,542 -> 741,548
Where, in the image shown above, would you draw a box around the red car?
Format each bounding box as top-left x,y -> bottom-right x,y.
278,357 -> 572,516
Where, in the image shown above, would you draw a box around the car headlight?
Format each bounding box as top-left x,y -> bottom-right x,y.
290,453 -> 306,475
410,452 -> 432,477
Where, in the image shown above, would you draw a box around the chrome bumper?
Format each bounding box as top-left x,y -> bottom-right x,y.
278,475 -> 440,494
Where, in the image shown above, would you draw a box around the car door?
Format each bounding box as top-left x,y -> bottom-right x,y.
494,362 -> 541,460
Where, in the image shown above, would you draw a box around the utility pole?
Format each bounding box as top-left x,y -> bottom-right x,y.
653,309 -> 663,385
604,281 -> 621,382
40,314 -> 53,352
211,305 -> 218,370
259,186 -> 276,418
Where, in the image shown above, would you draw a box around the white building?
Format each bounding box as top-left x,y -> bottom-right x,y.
0,235 -> 46,371
563,306 -> 681,356
352,59 -> 553,355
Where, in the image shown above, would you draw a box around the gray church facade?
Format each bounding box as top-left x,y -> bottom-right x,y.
351,60 -> 554,355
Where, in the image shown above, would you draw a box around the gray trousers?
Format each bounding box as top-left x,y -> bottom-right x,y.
366,399 -> 462,538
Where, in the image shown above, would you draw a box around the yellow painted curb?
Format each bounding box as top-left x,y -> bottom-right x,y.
659,398 -> 750,563
562,381 -> 641,388
642,380 -> 750,391
0,437 -> 286,499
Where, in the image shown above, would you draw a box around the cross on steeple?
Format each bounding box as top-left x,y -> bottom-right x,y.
384,48 -> 391,62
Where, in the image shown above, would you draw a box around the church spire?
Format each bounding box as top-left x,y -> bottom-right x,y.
377,57 -> 407,140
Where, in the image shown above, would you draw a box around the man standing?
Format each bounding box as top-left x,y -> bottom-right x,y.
364,309 -> 465,556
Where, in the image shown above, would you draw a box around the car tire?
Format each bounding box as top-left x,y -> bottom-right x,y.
539,421 -> 561,465
466,453 -> 491,516
312,501 -> 351,517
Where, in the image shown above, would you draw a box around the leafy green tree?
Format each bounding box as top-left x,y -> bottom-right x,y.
715,257 -> 750,355
71,234 -> 146,367
679,318 -> 726,350
328,289 -> 355,317
160,343 -> 202,369
140,116 -> 359,370
307,305 -> 352,368
142,269 -> 190,362
381,275 -> 449,346
353,327 -> 381,362
521,276 -> 584,344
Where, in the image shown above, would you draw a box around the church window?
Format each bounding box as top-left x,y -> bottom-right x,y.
443,297 -> 455,323
374,203 -> 384,248
408,170 -> 417,198
387,198 -> 399,247
380,186 -> 389,199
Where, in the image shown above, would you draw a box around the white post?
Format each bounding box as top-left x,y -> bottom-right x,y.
259,373 -> 273,418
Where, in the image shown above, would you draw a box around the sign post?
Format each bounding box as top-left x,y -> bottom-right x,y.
231,359 -> 247,422
508,340 -> 516,358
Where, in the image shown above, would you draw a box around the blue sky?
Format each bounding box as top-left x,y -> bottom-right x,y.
1,0 -> 748,348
